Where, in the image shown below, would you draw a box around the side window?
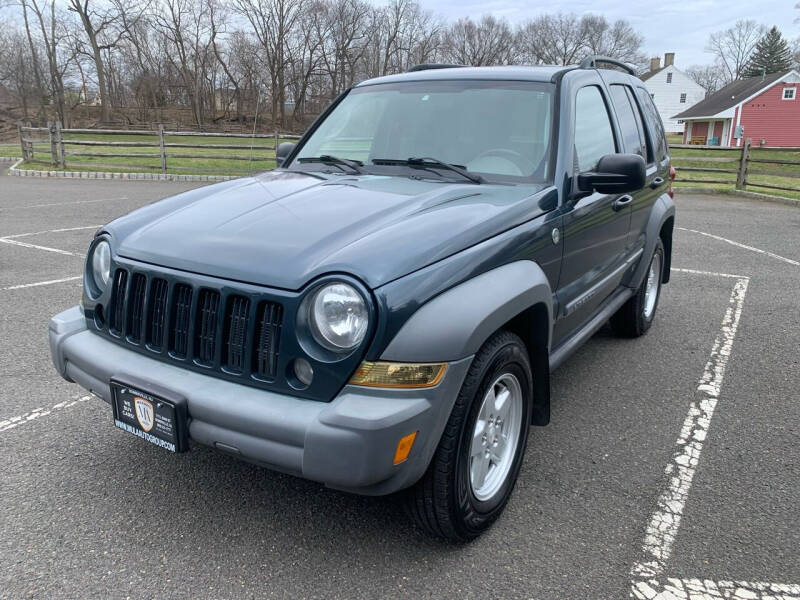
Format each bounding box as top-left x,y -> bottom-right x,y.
610,85 -> 646,159
574,86 -> 616,172
635,87 -> 667,163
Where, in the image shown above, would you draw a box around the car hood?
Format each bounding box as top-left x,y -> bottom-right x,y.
109,170 -> 553,291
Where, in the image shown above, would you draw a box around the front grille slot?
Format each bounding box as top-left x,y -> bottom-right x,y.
127,273 -> 147,343
223,295 -> 250,372
254,301 -> 282,379
195,289 -> 220,364
169,284 -> 193,357
102,265 -> 285,389
147,278 -> 169,349
108,269 -> 128,335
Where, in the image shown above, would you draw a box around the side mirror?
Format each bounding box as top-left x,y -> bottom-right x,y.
275,142 -> 296,167
577,153 -> 646,195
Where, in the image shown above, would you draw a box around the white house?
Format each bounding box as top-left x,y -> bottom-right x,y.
641,53 -> 706,133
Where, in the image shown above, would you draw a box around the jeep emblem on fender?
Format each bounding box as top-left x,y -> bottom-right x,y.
134,397 -> 155,432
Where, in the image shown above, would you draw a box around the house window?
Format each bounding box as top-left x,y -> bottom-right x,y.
666,73 -> 673,83
680,93 -> 687,103
783,88 -> 796,100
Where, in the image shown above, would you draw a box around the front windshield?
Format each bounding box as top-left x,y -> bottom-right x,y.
290,79 -> 555,184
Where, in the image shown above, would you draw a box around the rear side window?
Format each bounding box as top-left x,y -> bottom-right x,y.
610,84 -> 646,159
635,87 -> 668,163
574,86 -> 616,172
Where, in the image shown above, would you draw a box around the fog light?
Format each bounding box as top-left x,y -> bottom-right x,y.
349,361 -> 446,388
294,358 -> 314,386
393,431 -> 417,465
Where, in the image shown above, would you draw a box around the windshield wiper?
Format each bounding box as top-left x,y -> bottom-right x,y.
371,156 -> 484,184
296,155 -> 364,174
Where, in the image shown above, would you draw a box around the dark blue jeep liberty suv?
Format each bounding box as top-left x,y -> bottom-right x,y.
49,57 -> 675,542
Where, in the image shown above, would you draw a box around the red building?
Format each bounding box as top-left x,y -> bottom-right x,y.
673,70 -> 800,147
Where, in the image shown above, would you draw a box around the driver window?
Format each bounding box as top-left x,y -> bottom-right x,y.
574,86 -> 616,172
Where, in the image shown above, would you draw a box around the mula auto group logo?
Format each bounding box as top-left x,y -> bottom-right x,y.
134,396 -> 155,432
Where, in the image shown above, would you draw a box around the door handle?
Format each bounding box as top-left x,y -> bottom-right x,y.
612,195 -> 633,211
650,176 -> 665,189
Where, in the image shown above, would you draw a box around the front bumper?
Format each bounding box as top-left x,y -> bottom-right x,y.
49,306 -> 472,495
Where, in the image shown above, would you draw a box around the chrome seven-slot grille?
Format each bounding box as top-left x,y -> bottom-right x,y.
104,268 -> 283,381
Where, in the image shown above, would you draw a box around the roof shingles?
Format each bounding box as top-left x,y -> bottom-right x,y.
672,71 -> 789,119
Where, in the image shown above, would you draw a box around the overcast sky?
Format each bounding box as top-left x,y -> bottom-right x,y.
420,0 -> 800,68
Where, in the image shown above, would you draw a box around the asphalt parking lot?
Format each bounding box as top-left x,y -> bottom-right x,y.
1,163 -> 798,600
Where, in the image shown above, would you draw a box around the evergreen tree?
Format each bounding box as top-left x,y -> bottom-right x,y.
743,26 -> 794,77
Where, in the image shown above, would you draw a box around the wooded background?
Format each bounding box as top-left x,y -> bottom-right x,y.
1,2 -> 797,134
0,0 -> 649,131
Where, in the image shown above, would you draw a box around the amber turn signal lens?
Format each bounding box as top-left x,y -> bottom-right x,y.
348,361 -> 447,388
393,431 -> 417,465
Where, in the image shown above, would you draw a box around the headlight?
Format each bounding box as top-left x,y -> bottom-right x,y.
90,240 -> 111,292
308,283 -> 369,351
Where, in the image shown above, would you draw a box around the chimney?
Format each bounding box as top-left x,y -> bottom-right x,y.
664,52 -> 675,67
650,57 -> 661,72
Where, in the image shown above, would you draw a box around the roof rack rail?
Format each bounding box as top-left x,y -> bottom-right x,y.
408,63 -> 465,72
578,55 -> 636,76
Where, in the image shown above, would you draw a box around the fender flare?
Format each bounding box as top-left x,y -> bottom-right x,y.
629,194 -> 675,290
380,260 -> 553,362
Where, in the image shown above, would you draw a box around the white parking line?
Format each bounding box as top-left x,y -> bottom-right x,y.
0,196 -> 129,210
631,270 -> 799,600
2,225 -> 101,239
631,275 -> 749,584
678,227 -> 800,267
0,237 -> 75,255
662,578 -> 800,599
0,395 -> 92,433
670,267 -> 748,279
2,275 -> 81,290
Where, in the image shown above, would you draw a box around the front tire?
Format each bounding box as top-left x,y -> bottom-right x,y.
405,331 -> 533,542
610,239 -> 664,338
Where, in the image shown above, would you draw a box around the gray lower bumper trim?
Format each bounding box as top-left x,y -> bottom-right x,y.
49,306 -> 472,495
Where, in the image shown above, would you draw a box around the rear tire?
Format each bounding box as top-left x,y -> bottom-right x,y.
610,239 -> 664,338
405,330 -> 533,542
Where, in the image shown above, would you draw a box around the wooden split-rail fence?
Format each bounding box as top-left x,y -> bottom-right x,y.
17,121 -> 302,175
669,138 -> 800,195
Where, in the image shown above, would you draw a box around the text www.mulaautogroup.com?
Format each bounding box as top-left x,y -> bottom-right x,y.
114,419 -> 176,452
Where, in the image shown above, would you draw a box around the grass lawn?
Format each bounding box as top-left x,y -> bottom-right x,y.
670,143 -> 800,201
0,143 -> 23,158
16,131 -> 300,176
8,130 -> 800,202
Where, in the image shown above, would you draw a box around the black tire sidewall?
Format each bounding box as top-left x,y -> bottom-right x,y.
454,339 -> 532,532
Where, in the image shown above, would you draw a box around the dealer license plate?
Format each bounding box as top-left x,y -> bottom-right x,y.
111,382 -> 187,453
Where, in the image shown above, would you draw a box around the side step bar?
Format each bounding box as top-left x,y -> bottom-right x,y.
548,287 -> 633,372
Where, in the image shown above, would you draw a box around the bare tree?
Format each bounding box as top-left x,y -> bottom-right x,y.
22,0 -> 76,125
515,13 -> 586,66
0,2 -> 658,130
706,19 -> 766,83
153,0 -> 216,126
68,0 -> 127,121
686,64 -> 726,96
285,2 -> 326,121
516,13 -> 644,67
232,0 -> 304,127
18,0 -> 48,119
0,24 -> 38,118
442,15 -> 514,66
581,15 -> 645,66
